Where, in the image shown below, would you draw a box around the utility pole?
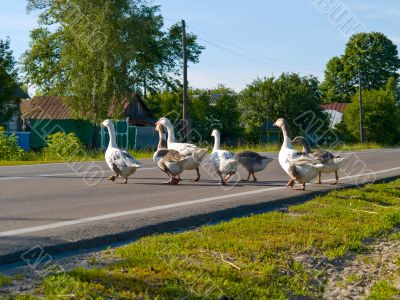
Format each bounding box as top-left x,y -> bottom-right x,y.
182,19 -> 190,141
358,72 -> 365,143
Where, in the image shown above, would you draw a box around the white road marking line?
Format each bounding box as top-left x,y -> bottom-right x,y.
0,167 -> 158,181
1,166 -> 400,237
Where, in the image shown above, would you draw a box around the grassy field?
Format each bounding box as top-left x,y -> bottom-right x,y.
10,179 -> 400,299
0,142 -> 390,167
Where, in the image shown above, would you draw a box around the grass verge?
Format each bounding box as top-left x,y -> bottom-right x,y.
10,179 -> 400,299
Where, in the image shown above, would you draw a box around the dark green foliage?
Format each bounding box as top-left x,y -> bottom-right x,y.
44,131 -> 84,160
239,73 -> 328,143
147,86 -> 241,144
0,127 -> 24,160
321,32 -> 400,103
343,78 -> 400,144
0,38 -> 20,123
23,0 -> 203,123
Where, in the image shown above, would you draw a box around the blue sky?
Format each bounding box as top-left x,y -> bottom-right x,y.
1,0 -> 399,92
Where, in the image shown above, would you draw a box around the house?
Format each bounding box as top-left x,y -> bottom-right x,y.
20,94 -> 157,149
261,120 -> 281,144
3,86 -> 29,132
320,103 -> 349,128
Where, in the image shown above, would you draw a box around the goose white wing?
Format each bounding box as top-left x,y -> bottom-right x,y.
169,142 -> 199,156
211,150 -> 237,174
108,148 -> 142,169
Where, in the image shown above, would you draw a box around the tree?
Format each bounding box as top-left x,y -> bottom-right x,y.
146,85 -> 241,143
0,38 -> 19,123
22,0 -> 203,124
239,73 -> 328,143
343,78 -> 400,144
321,32 -> 400,103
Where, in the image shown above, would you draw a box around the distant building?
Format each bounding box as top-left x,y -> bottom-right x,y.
20,94 -> 157,149
261,120 -> 281,144
320,103 -> 349,128
3,86 -> 29,132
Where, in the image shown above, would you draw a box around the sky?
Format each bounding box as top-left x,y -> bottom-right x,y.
1,0 -> 399,93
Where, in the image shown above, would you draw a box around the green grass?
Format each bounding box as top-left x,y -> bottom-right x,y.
15,179 -> 400,299
366,280 -> 400,299
1,142 -> 393,167
0,274 -> 11,287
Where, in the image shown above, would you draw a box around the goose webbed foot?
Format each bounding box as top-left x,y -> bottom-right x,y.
330,171 -> 339,185
241,172 -> 252,182
122,178 -> 128,184
107,175 -> 117,182
169,177 -> 179,185
252,172 -> 257,182
224,173 -> 234,182
286,179 -> 295,187
192,168 -> 201,182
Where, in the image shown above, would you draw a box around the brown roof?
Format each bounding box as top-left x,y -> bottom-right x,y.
21,94 -> 155,122
320,103 -> 348,113
21,96 -> 71,120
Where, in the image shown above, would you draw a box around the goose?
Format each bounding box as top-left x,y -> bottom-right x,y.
210,129 -> 238,185
292,136 -> 347,185
273,118 -> 324,190
234,151 -> 272,182
101,119 -> 141,184
156,117 -> 208,181
153,123 -> 190,185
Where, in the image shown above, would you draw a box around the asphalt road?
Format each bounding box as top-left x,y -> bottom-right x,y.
0,149 -> 400,265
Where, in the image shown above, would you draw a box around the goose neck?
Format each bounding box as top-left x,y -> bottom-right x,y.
106,123 -> 117,148
302,142 -> 311,154
164,124 -> 176,144
213,133 -> 221,152
281,123 -> 293,149
157,130 -> 167,150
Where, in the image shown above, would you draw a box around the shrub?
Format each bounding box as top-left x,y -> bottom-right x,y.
44,132 -> 84,160
0,127 -> 24,161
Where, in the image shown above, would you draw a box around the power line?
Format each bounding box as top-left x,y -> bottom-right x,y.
163,16 -> 321,74
196,36 -> 294,73
186,24 -> 321,73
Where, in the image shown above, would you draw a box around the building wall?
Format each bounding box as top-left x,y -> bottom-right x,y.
29,119 -> 94,149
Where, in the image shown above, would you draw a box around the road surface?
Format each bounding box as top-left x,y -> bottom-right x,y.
0,149 -> 399,264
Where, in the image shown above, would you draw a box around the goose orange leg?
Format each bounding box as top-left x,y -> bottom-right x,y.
192,168 -> 201,182
316,173 -> 322,184
330,171 -> 339,185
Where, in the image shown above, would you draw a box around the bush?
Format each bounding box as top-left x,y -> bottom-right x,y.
44,132 -> 84,160
0,127 -> 24,160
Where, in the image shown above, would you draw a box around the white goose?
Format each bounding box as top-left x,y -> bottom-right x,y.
153,123 -> 190,185
101,119 -> 141,184
273,118 -> 324,190
210,129 -> 238,185
156,117 -> 208,181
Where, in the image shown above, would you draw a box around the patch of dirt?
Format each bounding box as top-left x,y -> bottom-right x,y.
0,249 -> 122,297
296,238 -> 400,299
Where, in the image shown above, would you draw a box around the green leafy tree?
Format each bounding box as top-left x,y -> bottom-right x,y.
22,0 -> 203,124
0,38 -> 20,123
147,85 -> 241,143
239,73 -> 328,143
343,78 -> 400,144
321,32 -> 400,103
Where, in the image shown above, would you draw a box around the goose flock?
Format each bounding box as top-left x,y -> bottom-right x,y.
101,117 -> 347,190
